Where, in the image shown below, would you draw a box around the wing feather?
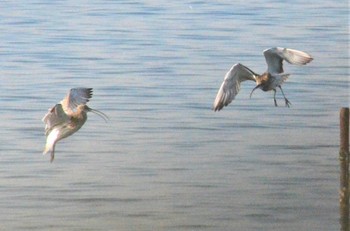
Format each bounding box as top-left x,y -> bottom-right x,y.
42,104 -> 68,136
213,63 -> 257,111
263,47 -> 313,74
60,88 -> 93,115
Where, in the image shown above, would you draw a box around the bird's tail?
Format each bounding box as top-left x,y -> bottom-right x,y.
271,73 -> 290,86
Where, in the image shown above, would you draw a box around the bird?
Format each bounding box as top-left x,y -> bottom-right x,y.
213,47 -> 313,111
42,88 -> 108,162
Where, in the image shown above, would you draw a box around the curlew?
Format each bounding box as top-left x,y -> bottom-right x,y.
213,47 -> 313,111
42,88 -> 108,162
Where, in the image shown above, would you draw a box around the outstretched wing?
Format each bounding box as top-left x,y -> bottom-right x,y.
213,63 -> 257,111
42,104 -> 68,136
60,88 -> 93,115
263,47 -> 313,74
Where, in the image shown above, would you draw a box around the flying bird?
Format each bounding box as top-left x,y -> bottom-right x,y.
42,88 -> 108,162
213,47 -> 313,111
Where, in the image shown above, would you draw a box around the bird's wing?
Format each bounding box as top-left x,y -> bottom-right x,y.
263,47 -> 313,74
213,63 -> 257,111
42,104 -> 68,135
60,88 -> 93,115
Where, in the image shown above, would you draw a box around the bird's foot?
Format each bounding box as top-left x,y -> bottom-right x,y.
285,99 -> 291,108
274,99 -> 278,107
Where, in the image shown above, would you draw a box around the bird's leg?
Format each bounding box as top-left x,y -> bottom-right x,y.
273,89 -> 278,107
50,144 -> 55,163
278,86 -> 291,107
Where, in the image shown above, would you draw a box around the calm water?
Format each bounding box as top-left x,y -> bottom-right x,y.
0,0 -> 348,230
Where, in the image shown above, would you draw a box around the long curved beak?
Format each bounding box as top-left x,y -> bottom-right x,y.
86,106 -> 109,122
250,84 -> 261,99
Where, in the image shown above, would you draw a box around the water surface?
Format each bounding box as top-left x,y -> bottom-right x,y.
0,1 -> 348,230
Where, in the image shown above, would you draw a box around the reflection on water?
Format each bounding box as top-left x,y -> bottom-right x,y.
0,0 -> 348,230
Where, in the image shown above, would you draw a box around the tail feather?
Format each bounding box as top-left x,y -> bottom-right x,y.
272,73 -> 290,86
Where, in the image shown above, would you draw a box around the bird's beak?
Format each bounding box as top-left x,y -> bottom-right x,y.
86,106 -> 109,122
250,85 -> 261,99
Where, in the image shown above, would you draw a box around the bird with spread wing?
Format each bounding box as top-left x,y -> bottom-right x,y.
213,47 -> 313,111
42,88 -> 108,162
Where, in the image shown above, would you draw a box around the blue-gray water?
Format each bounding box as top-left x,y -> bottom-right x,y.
0,1 -> 348,230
